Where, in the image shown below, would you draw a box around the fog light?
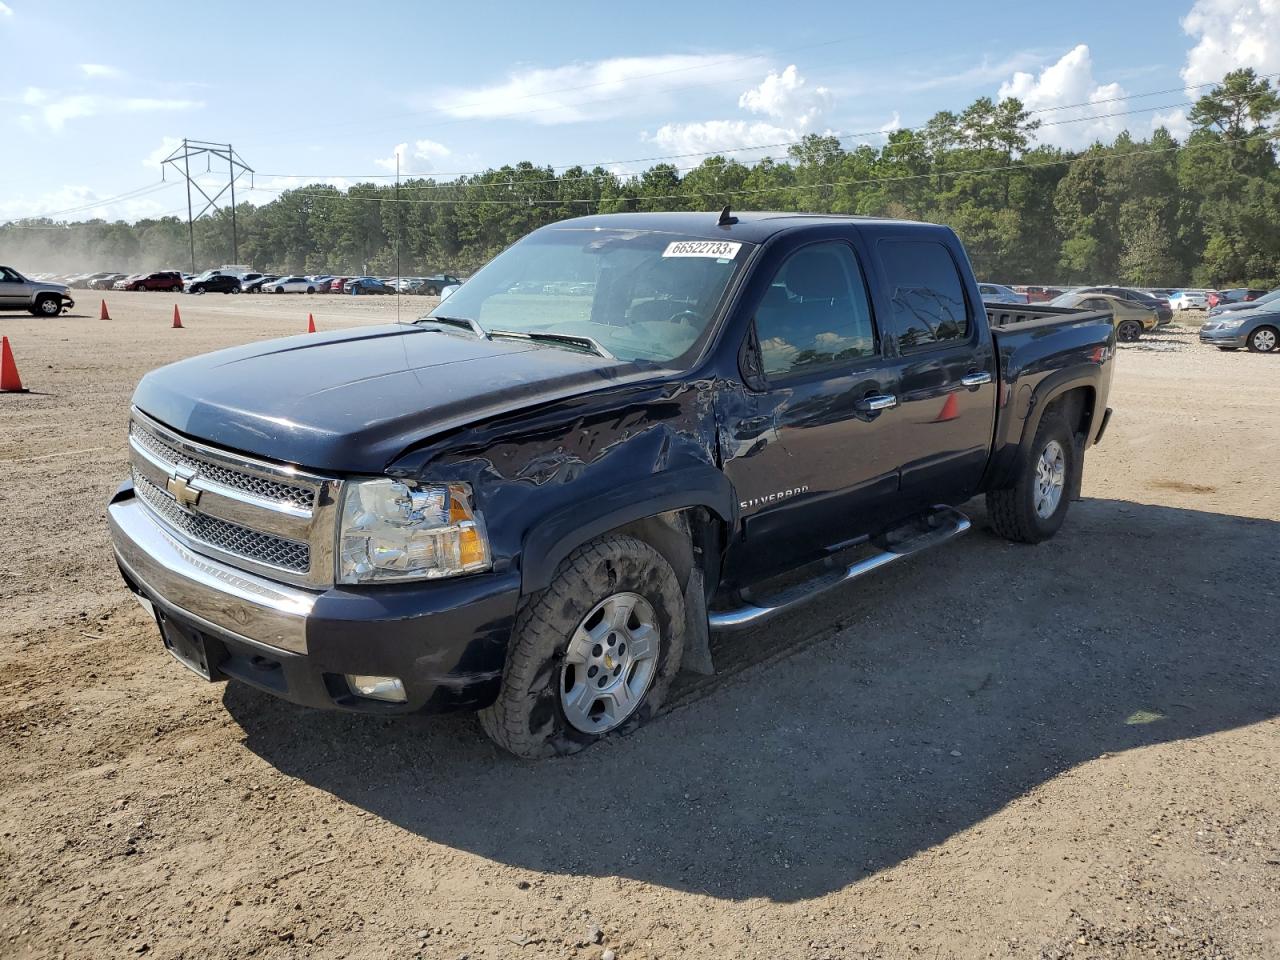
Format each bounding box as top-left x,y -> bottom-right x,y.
345,674 -> 407,703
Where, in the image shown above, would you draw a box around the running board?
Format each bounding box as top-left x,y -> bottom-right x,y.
708,506 -> 972,631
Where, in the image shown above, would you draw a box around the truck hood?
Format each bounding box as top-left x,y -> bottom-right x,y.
132,323 -> 641,473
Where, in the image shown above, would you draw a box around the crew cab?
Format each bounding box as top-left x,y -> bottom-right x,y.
0,265 -> 75,316
107,212 -> 1114,758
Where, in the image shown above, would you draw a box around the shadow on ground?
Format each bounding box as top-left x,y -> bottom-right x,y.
225,498 -> 1280,903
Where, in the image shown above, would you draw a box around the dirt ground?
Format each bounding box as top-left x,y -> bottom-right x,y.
1,292 -> 1278,960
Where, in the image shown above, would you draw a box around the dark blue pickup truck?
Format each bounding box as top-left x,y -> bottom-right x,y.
108,211 -> 1114,758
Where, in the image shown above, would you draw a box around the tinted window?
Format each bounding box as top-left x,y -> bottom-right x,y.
879,239 -> 970,350
753,242 -> 876,377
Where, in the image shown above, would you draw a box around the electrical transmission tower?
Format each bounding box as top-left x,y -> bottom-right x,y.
161,139 -> 254,271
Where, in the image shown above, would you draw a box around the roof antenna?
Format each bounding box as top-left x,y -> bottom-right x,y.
718,205 -> 738,226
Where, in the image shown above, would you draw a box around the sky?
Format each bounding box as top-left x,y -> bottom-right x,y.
1,0 -> 1277,223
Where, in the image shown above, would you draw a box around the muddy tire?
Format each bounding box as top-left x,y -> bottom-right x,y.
986,415 -> 1078,544
479,534 -> 685,760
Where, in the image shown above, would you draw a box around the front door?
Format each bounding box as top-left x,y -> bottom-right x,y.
720,239 -> 902,585
0,266 -> 32,308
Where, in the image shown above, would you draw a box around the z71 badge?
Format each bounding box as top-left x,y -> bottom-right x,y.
740,485 -> 809,510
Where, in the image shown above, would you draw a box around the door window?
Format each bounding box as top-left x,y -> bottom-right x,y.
879,240 -> 970,351
753,242 -> 877,377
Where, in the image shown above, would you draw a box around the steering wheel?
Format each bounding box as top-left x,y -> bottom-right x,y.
666,309 -> 701,327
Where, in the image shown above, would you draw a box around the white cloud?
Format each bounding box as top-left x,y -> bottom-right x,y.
879,111 -> 902,135
998,45 -> 1129,149
431,54 -> 748,125
644,64 -> 834,160
373,138 -> 451,174
738,65 -> 832,128
143,136 -> 183,170
80,63 -> 123,79
17,88 -> 201,130
1180,0 -> 1280,91
903,52 -> 1048,93
0,3 -> 13,17
1151,108 -> 1193,139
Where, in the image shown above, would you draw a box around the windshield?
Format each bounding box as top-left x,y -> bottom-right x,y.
427,227 -> 753,364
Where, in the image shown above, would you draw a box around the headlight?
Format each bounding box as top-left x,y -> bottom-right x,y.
1216,316 -> 1246,329
337,479 -> 491,584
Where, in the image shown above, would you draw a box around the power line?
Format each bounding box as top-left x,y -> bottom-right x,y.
0,182 -> 176,225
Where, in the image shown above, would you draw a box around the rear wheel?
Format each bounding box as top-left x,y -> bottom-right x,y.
1247,326 -> 1277,353
479,534 -> 685,759
1116,319 -> 1142,343
986,414 -> 1078,544
306,286 -> 315,294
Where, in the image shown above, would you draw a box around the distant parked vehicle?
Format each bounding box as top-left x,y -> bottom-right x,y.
1200,299 -> 1280,353
1169,290 -> 1210,311
73,272 -> 117,289
186,271 -> 242,295
90,273 -> 129,290
243,275 -> 280,293
1050,291 -> 1158,343
121,271 -> 184,292
1074,286 -> 1173,325
1209,288 -> 1267,309
268,276 -> 318,294
417,273 -> 461,296
977,282 -> 1029,304
1019,286 -> 1063,303
328,277 -> 351,294
1207,287 -> 1279,317
347,277 -> 393,295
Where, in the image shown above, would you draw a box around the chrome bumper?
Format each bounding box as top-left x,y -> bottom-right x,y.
109,497 -> 317,654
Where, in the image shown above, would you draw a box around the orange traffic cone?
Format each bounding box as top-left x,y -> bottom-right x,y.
932,392 -> 959,423
307,313 -> 316,333
1,336 -> 28,393
172,304 -> 183,329
100,299 -> 110,320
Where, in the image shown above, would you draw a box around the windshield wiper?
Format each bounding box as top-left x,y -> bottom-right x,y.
487,329 -> 616,360
414,314 -> 488,338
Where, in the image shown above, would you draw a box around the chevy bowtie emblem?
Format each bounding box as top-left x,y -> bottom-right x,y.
166,467 -> 202,510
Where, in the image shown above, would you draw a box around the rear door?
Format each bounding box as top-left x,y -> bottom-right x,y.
872,235 -> 996,510
720,238 -> 902,582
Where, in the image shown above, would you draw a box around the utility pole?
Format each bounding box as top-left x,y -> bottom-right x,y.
395,151 -> 401,323
161,140 -> 254,271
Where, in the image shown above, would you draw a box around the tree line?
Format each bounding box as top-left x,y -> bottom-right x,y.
3,69 -> 1277,288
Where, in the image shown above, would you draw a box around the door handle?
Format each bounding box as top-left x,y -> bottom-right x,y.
961,371 -> 992,387
856,394 -> 898,412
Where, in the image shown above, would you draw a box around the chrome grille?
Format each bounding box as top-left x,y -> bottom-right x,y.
134,471 -> 311,573
129,420 -> 316,509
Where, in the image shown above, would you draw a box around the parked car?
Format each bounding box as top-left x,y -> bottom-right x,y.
238,273 -> 266,289
73,272 -> 117,289
329,277 -> 351,295
113,274 -> 144,291
1169,290 -> 1210,311
418,274 -> 461,296
1208,288 -> 1271,313
186,271 -> 242,295
1049,291 -> 1158,342
0,264 -> 76,316
347,277 -> 393,295
1020,286 -> 1064,303
267,276 -> 319,294
106,211 -> 1115,759
977,282 -> 1029,304
242,275 -> 280,293
120,271 -> 184,292
1199,299 -> 1280,353
1207,287 -> 1280,317
90,273 -> 129,290
1074,286 -> 1173,325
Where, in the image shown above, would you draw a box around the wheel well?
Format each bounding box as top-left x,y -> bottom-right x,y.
1041,386 -> 1095,442
610,507 -> 725,597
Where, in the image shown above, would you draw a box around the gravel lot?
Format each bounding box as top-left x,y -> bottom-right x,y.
1,294 -> 1277,960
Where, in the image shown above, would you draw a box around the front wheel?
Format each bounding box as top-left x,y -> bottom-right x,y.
230,287 -> 240,295
34,295 -> 62,316
479,534 -> 686,759
1247,326 -> 1277,353
986,414 -> 1078,544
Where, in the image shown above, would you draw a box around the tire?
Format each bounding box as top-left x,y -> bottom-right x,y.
479,533 -> 686,760
230,287 -> 240,295
1247,326 -> 1277,353
306,286 -> 315,294
1116,319 -> 1142,343
1218,347 -> 1238,352
274,287 -> 284,295
986,414 -> 1078,545
425,285 -> 439,297
34,294 -> 61,317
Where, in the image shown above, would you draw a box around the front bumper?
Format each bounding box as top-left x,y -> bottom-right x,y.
107,487 -> 520,714
1199,325 -> 1248,348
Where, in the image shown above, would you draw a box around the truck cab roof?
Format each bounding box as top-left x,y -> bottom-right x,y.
549,211 -> 936,244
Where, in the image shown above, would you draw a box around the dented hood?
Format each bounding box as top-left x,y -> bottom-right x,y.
132,324 -> 636,473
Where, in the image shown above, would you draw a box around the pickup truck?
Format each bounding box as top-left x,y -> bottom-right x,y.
107,211 -> 1115,759
0,265 -> 75,316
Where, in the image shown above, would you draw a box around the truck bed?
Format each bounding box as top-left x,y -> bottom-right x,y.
986,302 -> 1112,334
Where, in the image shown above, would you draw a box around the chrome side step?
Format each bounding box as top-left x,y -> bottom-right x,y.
708,506 -> 972,631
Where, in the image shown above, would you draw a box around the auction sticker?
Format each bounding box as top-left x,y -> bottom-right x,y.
663,240 -> 742,259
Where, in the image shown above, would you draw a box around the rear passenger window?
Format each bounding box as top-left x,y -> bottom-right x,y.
878,240 -> 970,350
754,242 -> 876,377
